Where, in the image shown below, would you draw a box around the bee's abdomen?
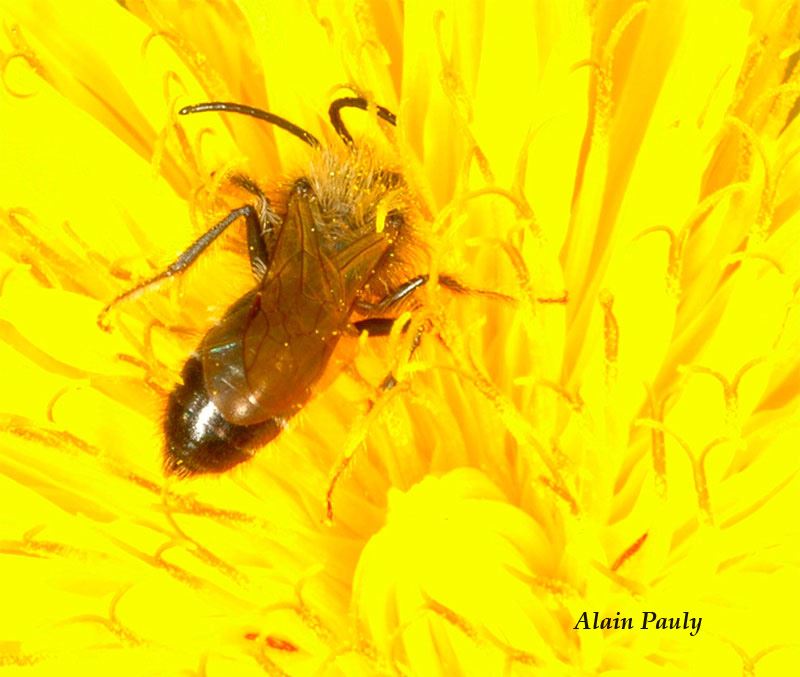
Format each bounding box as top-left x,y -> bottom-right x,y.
163,355 -> 284,476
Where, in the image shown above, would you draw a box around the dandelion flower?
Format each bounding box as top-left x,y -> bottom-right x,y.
1,1 -> 799,675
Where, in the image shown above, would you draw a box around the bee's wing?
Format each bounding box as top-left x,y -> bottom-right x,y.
199,184 -> 348,426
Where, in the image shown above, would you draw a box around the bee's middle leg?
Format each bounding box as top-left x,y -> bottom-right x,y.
350,316 -> 427,392
354,273 -> 516,317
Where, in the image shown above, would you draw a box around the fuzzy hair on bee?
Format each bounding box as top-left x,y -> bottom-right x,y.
299,143 -> 423,307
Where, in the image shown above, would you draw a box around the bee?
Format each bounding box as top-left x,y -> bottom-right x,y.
101,97 -> 454,477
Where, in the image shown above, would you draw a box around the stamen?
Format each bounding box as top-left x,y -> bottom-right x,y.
149,71 -> 191,179
633,419 -> 723,526
160,488 -> 248,584
252,652 -> 289,676
140,30 -> 170,60
0,51 -> 38,97
635,180 -> 750,298
682,358 -> 767,433
696,66 -> 735,129
62,220 -> 113,271
116,350 -> 170,396
426,596 -> 478,640
1,24 -> 44,97
162,70 -> 187,110
265,636 -> 299,652
593,2 -> 649,135
433,11 -> 494,184
727,640 -> 789,677
459,143 -> 496,191
592,559 -> 647,595
142,28 -> 225,97
151,541 -> 206,588
601,3 -> 649,80
598,289 -> 618,387
726,117 -> 773,244
611,532 -> 648,571
117,319 -> 181,395
191,127 -> 220,177
437,330 -> 574,505
287,570 -> 335,644
459,186 -> 530,218
60,585 -> 141,646
644,384 -> 670,497
0,651 -> 42,667
539,475 -> 579,515
0,417 -> 100,459
14,525 -> 89,559
46,385 -> 77,423
752,81 -> 800,116
533,380 -> 586,414
774,141 -> 800,195
432,11 -> 472,122
425,596 -> 542,667
325,380 -> 401,523
731,34 -> 767,111
0,320 -> 88,380
512,121 -> 553,220
4,208 -> 69,289
722,251 -> 785,275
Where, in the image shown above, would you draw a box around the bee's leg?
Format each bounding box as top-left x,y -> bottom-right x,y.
437,274 -> 520,303
351,316 -> 427,392
353,275 -> 428,314
326,313 -> 426,521
354,274 -> 516,316
98,203 -> 261,329
351,317 -> 403,336
438,275 -> 568,304
229,175 -> 276,278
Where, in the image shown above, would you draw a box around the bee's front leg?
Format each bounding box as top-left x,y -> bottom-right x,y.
98,178 -> 276,330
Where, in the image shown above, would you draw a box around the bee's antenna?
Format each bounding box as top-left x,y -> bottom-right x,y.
179,102 -> 321,148
328,97 -> 397,145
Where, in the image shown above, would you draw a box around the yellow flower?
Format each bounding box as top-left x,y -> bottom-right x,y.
1,0 -> 799,675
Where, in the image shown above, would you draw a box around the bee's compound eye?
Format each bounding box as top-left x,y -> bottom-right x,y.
163,356 -> 282,476
293,177 -> 314,195
384,171 -> 404,188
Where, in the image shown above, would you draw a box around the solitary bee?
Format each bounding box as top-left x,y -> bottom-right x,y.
102,97 -> 458,477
